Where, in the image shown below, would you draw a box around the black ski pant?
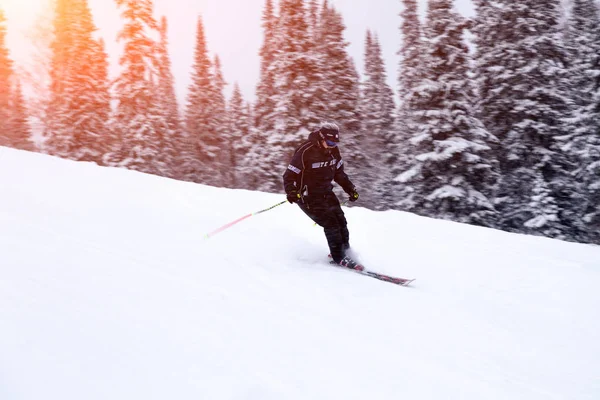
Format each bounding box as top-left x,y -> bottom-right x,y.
299,192 -> 349,263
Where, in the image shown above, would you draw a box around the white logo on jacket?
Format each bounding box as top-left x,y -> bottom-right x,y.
312,159 -> 338,169
287,165 -> 301,174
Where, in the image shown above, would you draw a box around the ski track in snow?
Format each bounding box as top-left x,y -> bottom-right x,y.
1,147 -> 599,400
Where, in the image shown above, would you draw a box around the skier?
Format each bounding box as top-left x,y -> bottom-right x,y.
282,122 -> 360,266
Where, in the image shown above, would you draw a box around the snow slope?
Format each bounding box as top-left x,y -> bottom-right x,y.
1,146 -> 599,400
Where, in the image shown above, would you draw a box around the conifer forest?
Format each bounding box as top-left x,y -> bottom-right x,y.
0,0 -> 599,245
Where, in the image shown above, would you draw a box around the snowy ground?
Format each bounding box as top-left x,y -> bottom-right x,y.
1,146 -> 599,400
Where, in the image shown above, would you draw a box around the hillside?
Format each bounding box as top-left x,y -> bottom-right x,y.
1,147 -> 599,400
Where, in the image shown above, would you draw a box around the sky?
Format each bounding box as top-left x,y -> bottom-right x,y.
0,0 -> 474,104
1,145 -> 600,399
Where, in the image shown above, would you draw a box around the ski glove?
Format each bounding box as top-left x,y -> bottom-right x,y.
287,190 -> 301,204
349,189 -> 359,202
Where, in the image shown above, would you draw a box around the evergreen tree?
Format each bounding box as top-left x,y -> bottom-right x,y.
314,5 -> 363,205
157,16 -> 184,179
305,0 -> 328,121
184,16 -> 222,184
357,31 -> 396,209
254,0 -> 278,132
272,0 -> 321,134
46,0 -> 111,164
393,0 -> 498,225
79,36 -> 111,164
251,0 -> 290,193
157,16 -> 181,135
564,0 -> 600,243
389,0 -> 424,209
316,4 -> 361,133
472,0 -> 505,131
485,0 -> 572,239
307,0 -> 320,38
110,0 -> 166,175
112,0 -> 174,175
210,54 -> 229,187
0,8 -> 13,147
212,55 -> 227,133
239,103 -> 264,191
227,83 -> 252,188
21,2 -> 54,147
360,32 -> 395,147
0,9 -> 32,151
253,0 -> 323,192
9,80 -> 33,151
397,0 -> 423,111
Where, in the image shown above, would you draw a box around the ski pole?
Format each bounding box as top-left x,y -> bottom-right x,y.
204,200 -> 288,239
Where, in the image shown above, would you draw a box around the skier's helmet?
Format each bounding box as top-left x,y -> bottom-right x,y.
318,122 -> 340,146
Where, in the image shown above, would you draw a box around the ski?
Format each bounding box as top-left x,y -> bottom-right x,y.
360,270 -> 415,286
329,255 -> 415,287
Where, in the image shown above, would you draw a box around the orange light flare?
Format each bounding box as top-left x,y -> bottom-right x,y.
0,0 -> 50,35
1,0 -> 53,57
1,0 -> 48,17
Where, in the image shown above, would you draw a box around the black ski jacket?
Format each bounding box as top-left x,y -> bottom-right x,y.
282,130 -> 355,202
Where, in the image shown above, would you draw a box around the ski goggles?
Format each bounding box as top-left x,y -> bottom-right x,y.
325,139 -> 338,147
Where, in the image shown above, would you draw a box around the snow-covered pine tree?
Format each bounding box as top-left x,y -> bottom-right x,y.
393,0 -> 498,225
226,83 -> 253,189
564,0 -> 600,243
471,0 -> 506,163
212,55 -> 227,126
110,0 -> 167,175
254,0 -> 278,133
239,102 -> 264,191
254,0 -> 324,192
307,0 -> 320,38
45,0 -> 73,157
46,0 -> 111,164
210,55 -> 229,186
357,31 -> 396,209
184,16 -> 221,184
274,0 -> 321,129
156,16 -> 184,180
371,36 -> 396,138
9,80 -> 33,151
388,0 -> 424,210
305,0 -> 328,122
486,0 -> 573,239
397,0 -> 423,114
248,0 -> 280,192
308,3 -> 364,204
316,4 -> 361,133
76,0 -> 111,163
273,0 -> 322,133
472,0 -> 508,137
0,10 -> 32,151
157,16 -> 181,137
78,36 -> 111,164
20,2 -> 54,148
0,8 -> 14,148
